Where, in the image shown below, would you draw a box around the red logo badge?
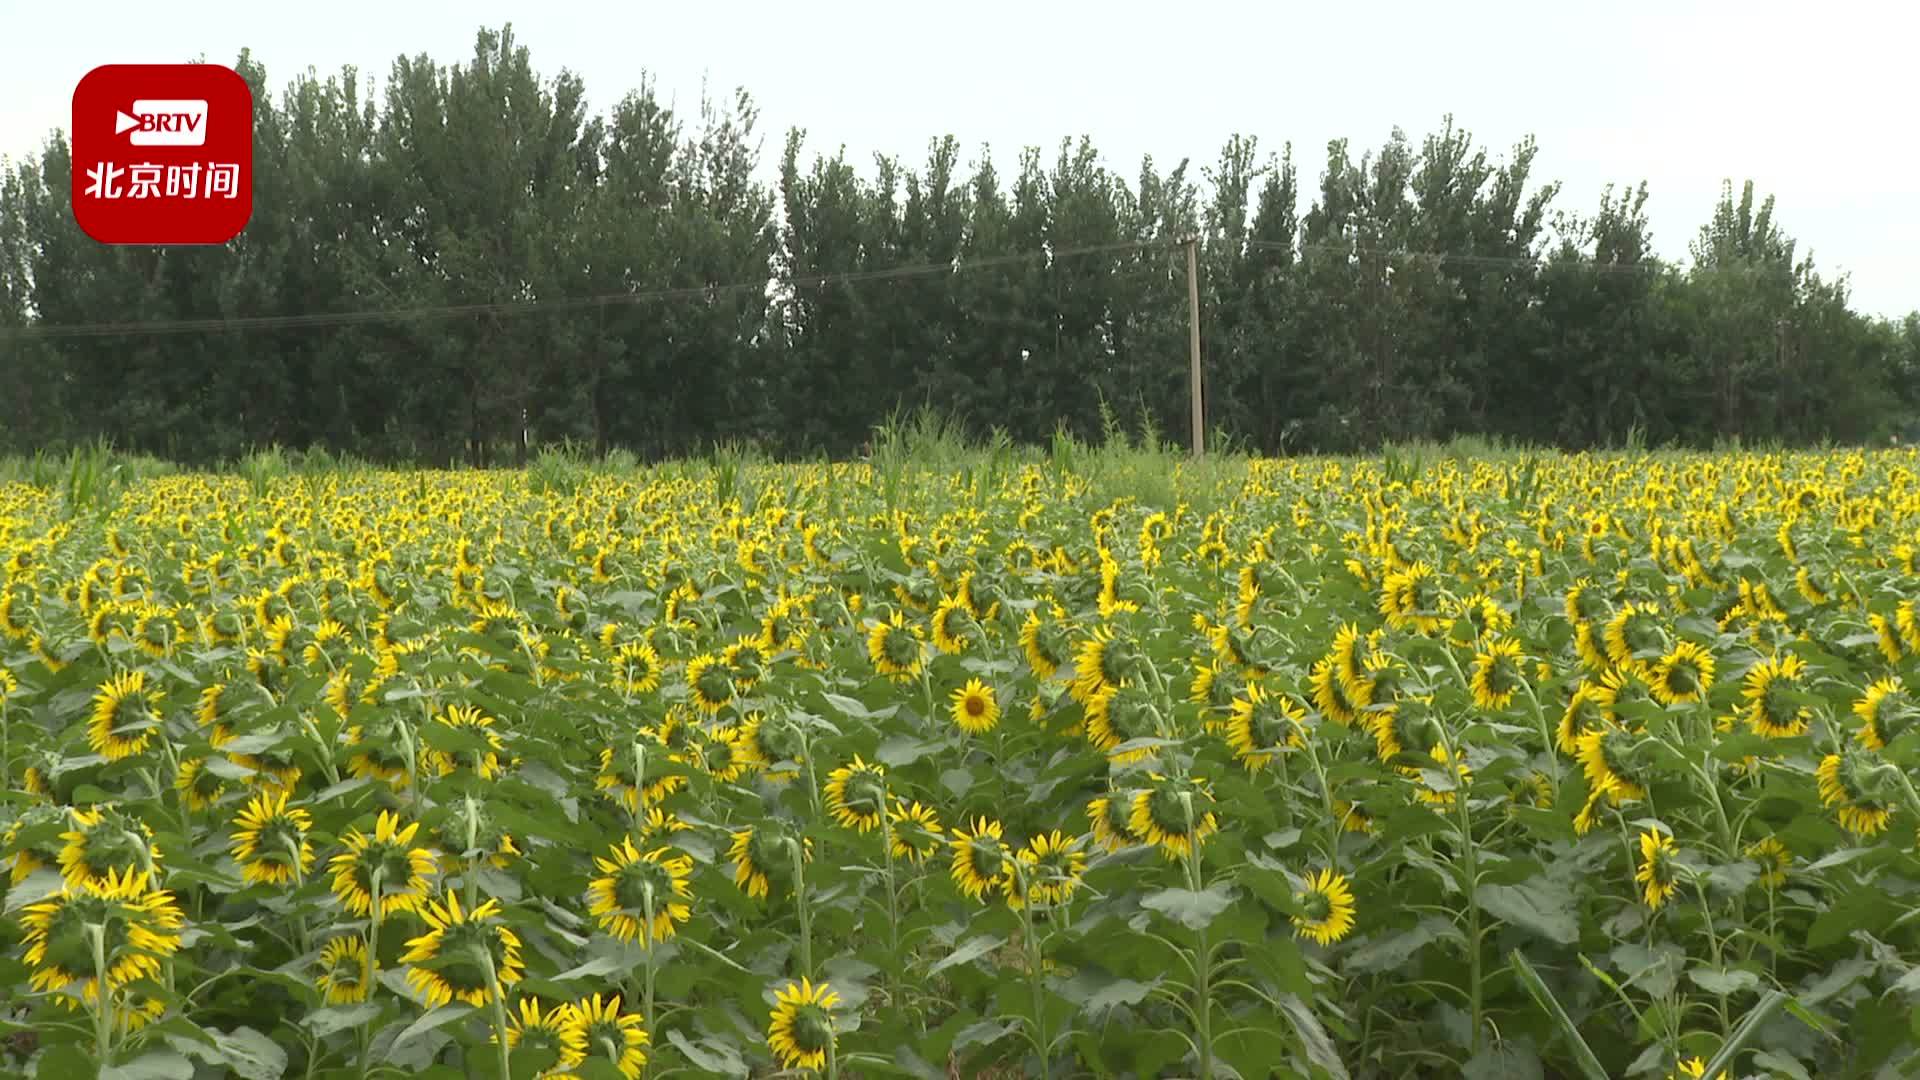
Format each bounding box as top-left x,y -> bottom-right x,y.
71,64 -> 254,245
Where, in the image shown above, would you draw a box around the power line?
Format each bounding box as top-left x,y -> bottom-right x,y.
0,238 -> 1159,342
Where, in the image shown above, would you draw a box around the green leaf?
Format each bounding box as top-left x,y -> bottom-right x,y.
1276,993 -> 1349,1080
215,1026 -> 288,1080
1083,977 -> 1159,1015
102,1051 -> 196,1080
1509,950 -> 1609,1080
1139,884 -> 1236,932
1688,966 -> 1761,997
873,734 -> 940,767
1698,990 -> 1785,1079
1462,1044 -> 1543,1080
928,933 -> 1004,976
1478,879 -> 1578,945
303,1003 -> 382,1038
392,1004 -> 474,1048
1345,918 -> 1458,976
663,1030 -> 748,1077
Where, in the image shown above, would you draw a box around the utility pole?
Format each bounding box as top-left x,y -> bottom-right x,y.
1184,236 -> 1204,457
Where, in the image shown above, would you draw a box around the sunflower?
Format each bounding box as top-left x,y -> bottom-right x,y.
823,756 -> 888,833
1021,608 -> 1071,679
6,804 -> 68,885
948,817 -> 1013,902
1741,652 -> 1811,738
1084,683 -> 1162,765
1378,562 -> 1444,634
1603,602 -> 1666,673
611,640 -> 662,695
1558,681 -> 1607,754
1087,793 -> 1144,853
1129,774 -> 1220,861
1469,637 -> 1527,711
1225,682 -> 1304,772
693,725 -> 756,784
568,993 -> 650,1079
1869,612 -> 1903,663
866,612 -> 926,681
1309,656 -> 1363,726
229,789 -> 316,887
1745,836 -> 1790,891
1012,831 -> 1087,908
329,810 -> 439,919
1333,798 -> 1376,835
768,978 -> 840,1073
681,653 -> 734,714
1816,752 -> 1894,837
399,890 -> 525,1009
343,711 -> 414,791
1070,624 -> 1138,704
888,800 -> 945,863
949,678 -> 1000,735
1852,676 -> 1909,751
58,807 -> 160,889
931,594 -> 975,654
728,823 -> 811,901
500,997 -> 587,1071
316,934 -> 373,1005
1291,867 -> 1357,946
1577,725 -> 1647,804
737,711 -> 807,783
173,756 -> 232,813
1635,828 -> 1679,911
21,866 -> 184,1006
87,669 -> 164,762
1650,640 -> 1715,706
1411,744 -> 1473,808
424,703 -> 507,780
586,838 -> 694,946
721,634 -> 768,690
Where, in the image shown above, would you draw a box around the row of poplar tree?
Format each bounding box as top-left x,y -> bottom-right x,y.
2,26 -> 1917,464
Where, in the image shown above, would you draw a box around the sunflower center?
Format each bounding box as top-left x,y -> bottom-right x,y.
964,695 -> 987,718
882,627 -> 920,667
842,773 -> 886,816
967,837 -> 1005,880
695,666 -> 735,705
793,1006 -> 834,1051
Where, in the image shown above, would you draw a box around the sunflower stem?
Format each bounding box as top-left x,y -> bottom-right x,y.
1434,718 -> 1484,1059
641,882 -> 659,1040
789,837 -> 813,980
359,868 -> 384,1079
1015,862 -> 1051,1080
86,922 -> 113,1066
1181,842 -> 1214,1080
479,946 -> 513,1080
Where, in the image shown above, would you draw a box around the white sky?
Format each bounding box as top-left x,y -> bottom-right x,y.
1,0 -> 1914,318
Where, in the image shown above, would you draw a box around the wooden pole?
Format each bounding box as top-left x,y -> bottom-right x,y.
1185,236 -> 1204,457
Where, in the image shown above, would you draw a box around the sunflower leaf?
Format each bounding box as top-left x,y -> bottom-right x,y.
928,933 -> 1004,975
1139,884 -> 1237,932
1477,879 -> 1578,945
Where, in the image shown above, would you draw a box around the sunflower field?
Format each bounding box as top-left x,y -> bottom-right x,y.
3,449 -> 1920,1079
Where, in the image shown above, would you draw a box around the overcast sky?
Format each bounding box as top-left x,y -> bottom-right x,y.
2,0 -> 1913,318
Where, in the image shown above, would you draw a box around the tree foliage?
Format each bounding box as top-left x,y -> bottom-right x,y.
1,26 -> 1913,463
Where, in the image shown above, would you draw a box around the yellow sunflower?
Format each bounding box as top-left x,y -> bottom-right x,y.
316,935 -> 372,1004
499,997 -> 587,1071
329,810 -> 439,919
1816,752 -> 1894,837
1650,640 -> 1715,706
767,978 -> 840,1073
823,755 -> 888,833
228,789 -> 316,888
1129,774 -> 1220,861
866,612 -> 926,681
1635,828 -> 1679,910
1291,867 -> 1357,946
568,993 -> 650,1079
888,800 -> 945,863
948,817 -> 1013,902
21,866 -> 183,1007
586,837 -> 694,946
948,678 -> 1000,735
1011,830 -> 1087,908
87,669 -> 164,762
1469,637 -> 1527,711
1225,681 -> 1305,772
399,890 -> 525,1009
